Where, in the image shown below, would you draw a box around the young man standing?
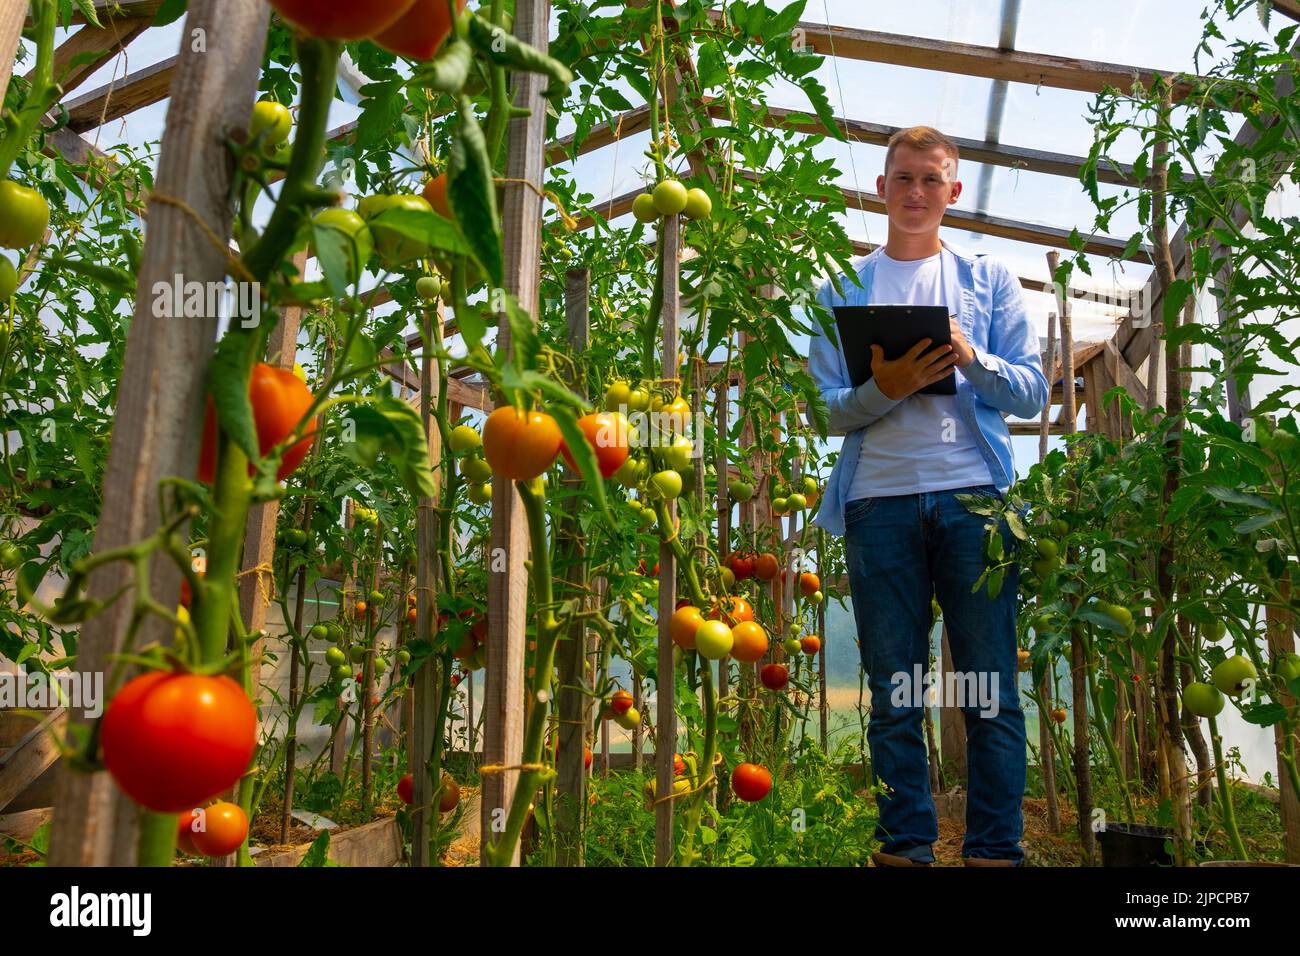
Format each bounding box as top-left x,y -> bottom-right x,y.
809,127 -> 1048,866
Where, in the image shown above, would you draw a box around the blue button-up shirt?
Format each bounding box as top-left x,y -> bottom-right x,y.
808,241 -> 1049,537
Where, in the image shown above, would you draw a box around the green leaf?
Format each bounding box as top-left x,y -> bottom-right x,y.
367,204 -> 469,258
1240,702 -> 1287,727
1205,485 -> 1273,509
208,334 -> 259,464
74,0 -> 103,28
153,0 -> 188,27
298,831 -> 332,867
311,222 -> 353,298
448,99 -> 503,288
338,398 -> 437,499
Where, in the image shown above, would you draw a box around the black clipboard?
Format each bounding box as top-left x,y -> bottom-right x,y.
832,305 -> 956,397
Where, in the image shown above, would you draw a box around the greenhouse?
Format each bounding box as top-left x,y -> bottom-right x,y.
2,0 -> 1300,898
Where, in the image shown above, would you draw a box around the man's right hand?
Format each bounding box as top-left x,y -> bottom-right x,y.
870,340 -> 957,400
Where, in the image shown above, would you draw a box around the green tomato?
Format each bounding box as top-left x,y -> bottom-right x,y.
801,475 -> 819,497
397,649 -> 412,666
310,624 -> 330,641
0,180 -> 50,249
373,657 -> 387,675
1035,538 -> 1060,561
357,193 -> 434,267
416,275 -> 443,301
604,380 -> 631,412
665,435 -> 695,473
326,646 -> 347,667
650,470 -> 683,500
1204,619 -> 1227,642
771,497 -> 788,513
461,455 -> 494,483
613,706 -> 641,730
786,492 -> 807,512
694,620 -> 734,660
783,637 -> 802,656
632,193 -> 659,223
333,663 -> 353,682
312,207 -> 374,282
0,541 -> 23,570
468,481 -> 493,505
368,589 -> 385,605
1211,655 -> 1258,697
626,388 -> 651,413
1182,681 -> 1225,718
349,645 -> 367,664
0,255 -> 16,301
652,180 -> 689,216
727,479 -> 754,502
1273,652 -> 1300,685
611,454 -> 642,489
449,424 -> 482,452
682,187 -> 712,221
250,100 -> 292,145
1049,518 -> 1070,536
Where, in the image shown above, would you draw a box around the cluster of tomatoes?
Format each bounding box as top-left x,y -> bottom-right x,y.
631,178 -> 713,224
396,771 -> 462,813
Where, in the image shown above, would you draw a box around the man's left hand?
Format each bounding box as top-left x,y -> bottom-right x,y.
948,318 -> 975,368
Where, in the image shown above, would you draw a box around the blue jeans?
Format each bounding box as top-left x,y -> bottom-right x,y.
844,485 -> 1026,864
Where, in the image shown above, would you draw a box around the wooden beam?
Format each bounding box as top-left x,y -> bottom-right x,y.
711,12 -> 1214,105
1271,0 -> 1300,23
63,1 -> 165,25
0,710 -> 66,813
35,16 -> 153,98
64,54 -> 177,133
0,2 -> 24,104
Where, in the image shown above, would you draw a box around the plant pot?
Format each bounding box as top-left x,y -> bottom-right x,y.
1096,823 -> 1176,867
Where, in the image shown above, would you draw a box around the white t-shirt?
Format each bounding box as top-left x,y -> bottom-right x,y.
846,249 -> 992,500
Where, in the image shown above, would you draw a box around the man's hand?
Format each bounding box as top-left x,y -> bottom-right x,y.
948,318 -> 975,368
869,339 -> 957,400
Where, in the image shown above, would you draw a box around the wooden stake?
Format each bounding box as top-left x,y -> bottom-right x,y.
46,0 -> 270,867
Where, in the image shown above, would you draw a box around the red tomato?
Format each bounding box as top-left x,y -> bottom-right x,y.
730,621 -> 769,664
190,801 -> 249,857
179,577 -> 192,610
198,363 -> 317,483
482,407 -> 562,481
267,0 -> 417,39
731,763 -> 773,802
726,553 -> 755,581
101,672 -> 257,813
407,607 -> 417,624
800,635 -> 822,655
673,753 -> 686,776
560,412 -> 630,479
760,663 -> 789,690
799,572 -> 821,598
373,0 -> 466,60
610,689 -> 634,715
176,811 -> 199,855
397,772 -> 414,805
439,775 -> 460,813
753,553 -> 779,581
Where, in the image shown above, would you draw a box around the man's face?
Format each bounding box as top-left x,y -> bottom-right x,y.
877,144 -> 962,237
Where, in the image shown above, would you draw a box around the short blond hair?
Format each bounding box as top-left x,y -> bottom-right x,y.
885,126 -> 960,175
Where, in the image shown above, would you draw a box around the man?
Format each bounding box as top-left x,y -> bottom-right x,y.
808,127 -> 1048,867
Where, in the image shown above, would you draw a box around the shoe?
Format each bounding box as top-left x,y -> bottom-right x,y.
963,857 -> 1017,867
871,851 -> 933,867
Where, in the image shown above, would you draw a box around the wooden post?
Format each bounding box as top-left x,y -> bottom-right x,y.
554,268 -> 590,865
481,0 -> 549,868
410,302 -> 443,866
654,213 -> 681,867
46,0 -> 270,867
1266,579 -> 1300,861
1039,311 -> 1058,460
0,1 -> 25,101
1047,253 -> 1076,435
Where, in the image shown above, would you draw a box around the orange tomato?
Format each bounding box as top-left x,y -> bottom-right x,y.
731,763 -> 773,802
669,605 -> 704,650
560,412 -> 630,478
482,406 -> 563,481
730,621 -> 768,663
709,596 -> 754,625
190,801 -> 249,857
799,572 -> 821,597
198,363 -> 317,484
800,635 -> 821,655
422,171 -> 453,218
